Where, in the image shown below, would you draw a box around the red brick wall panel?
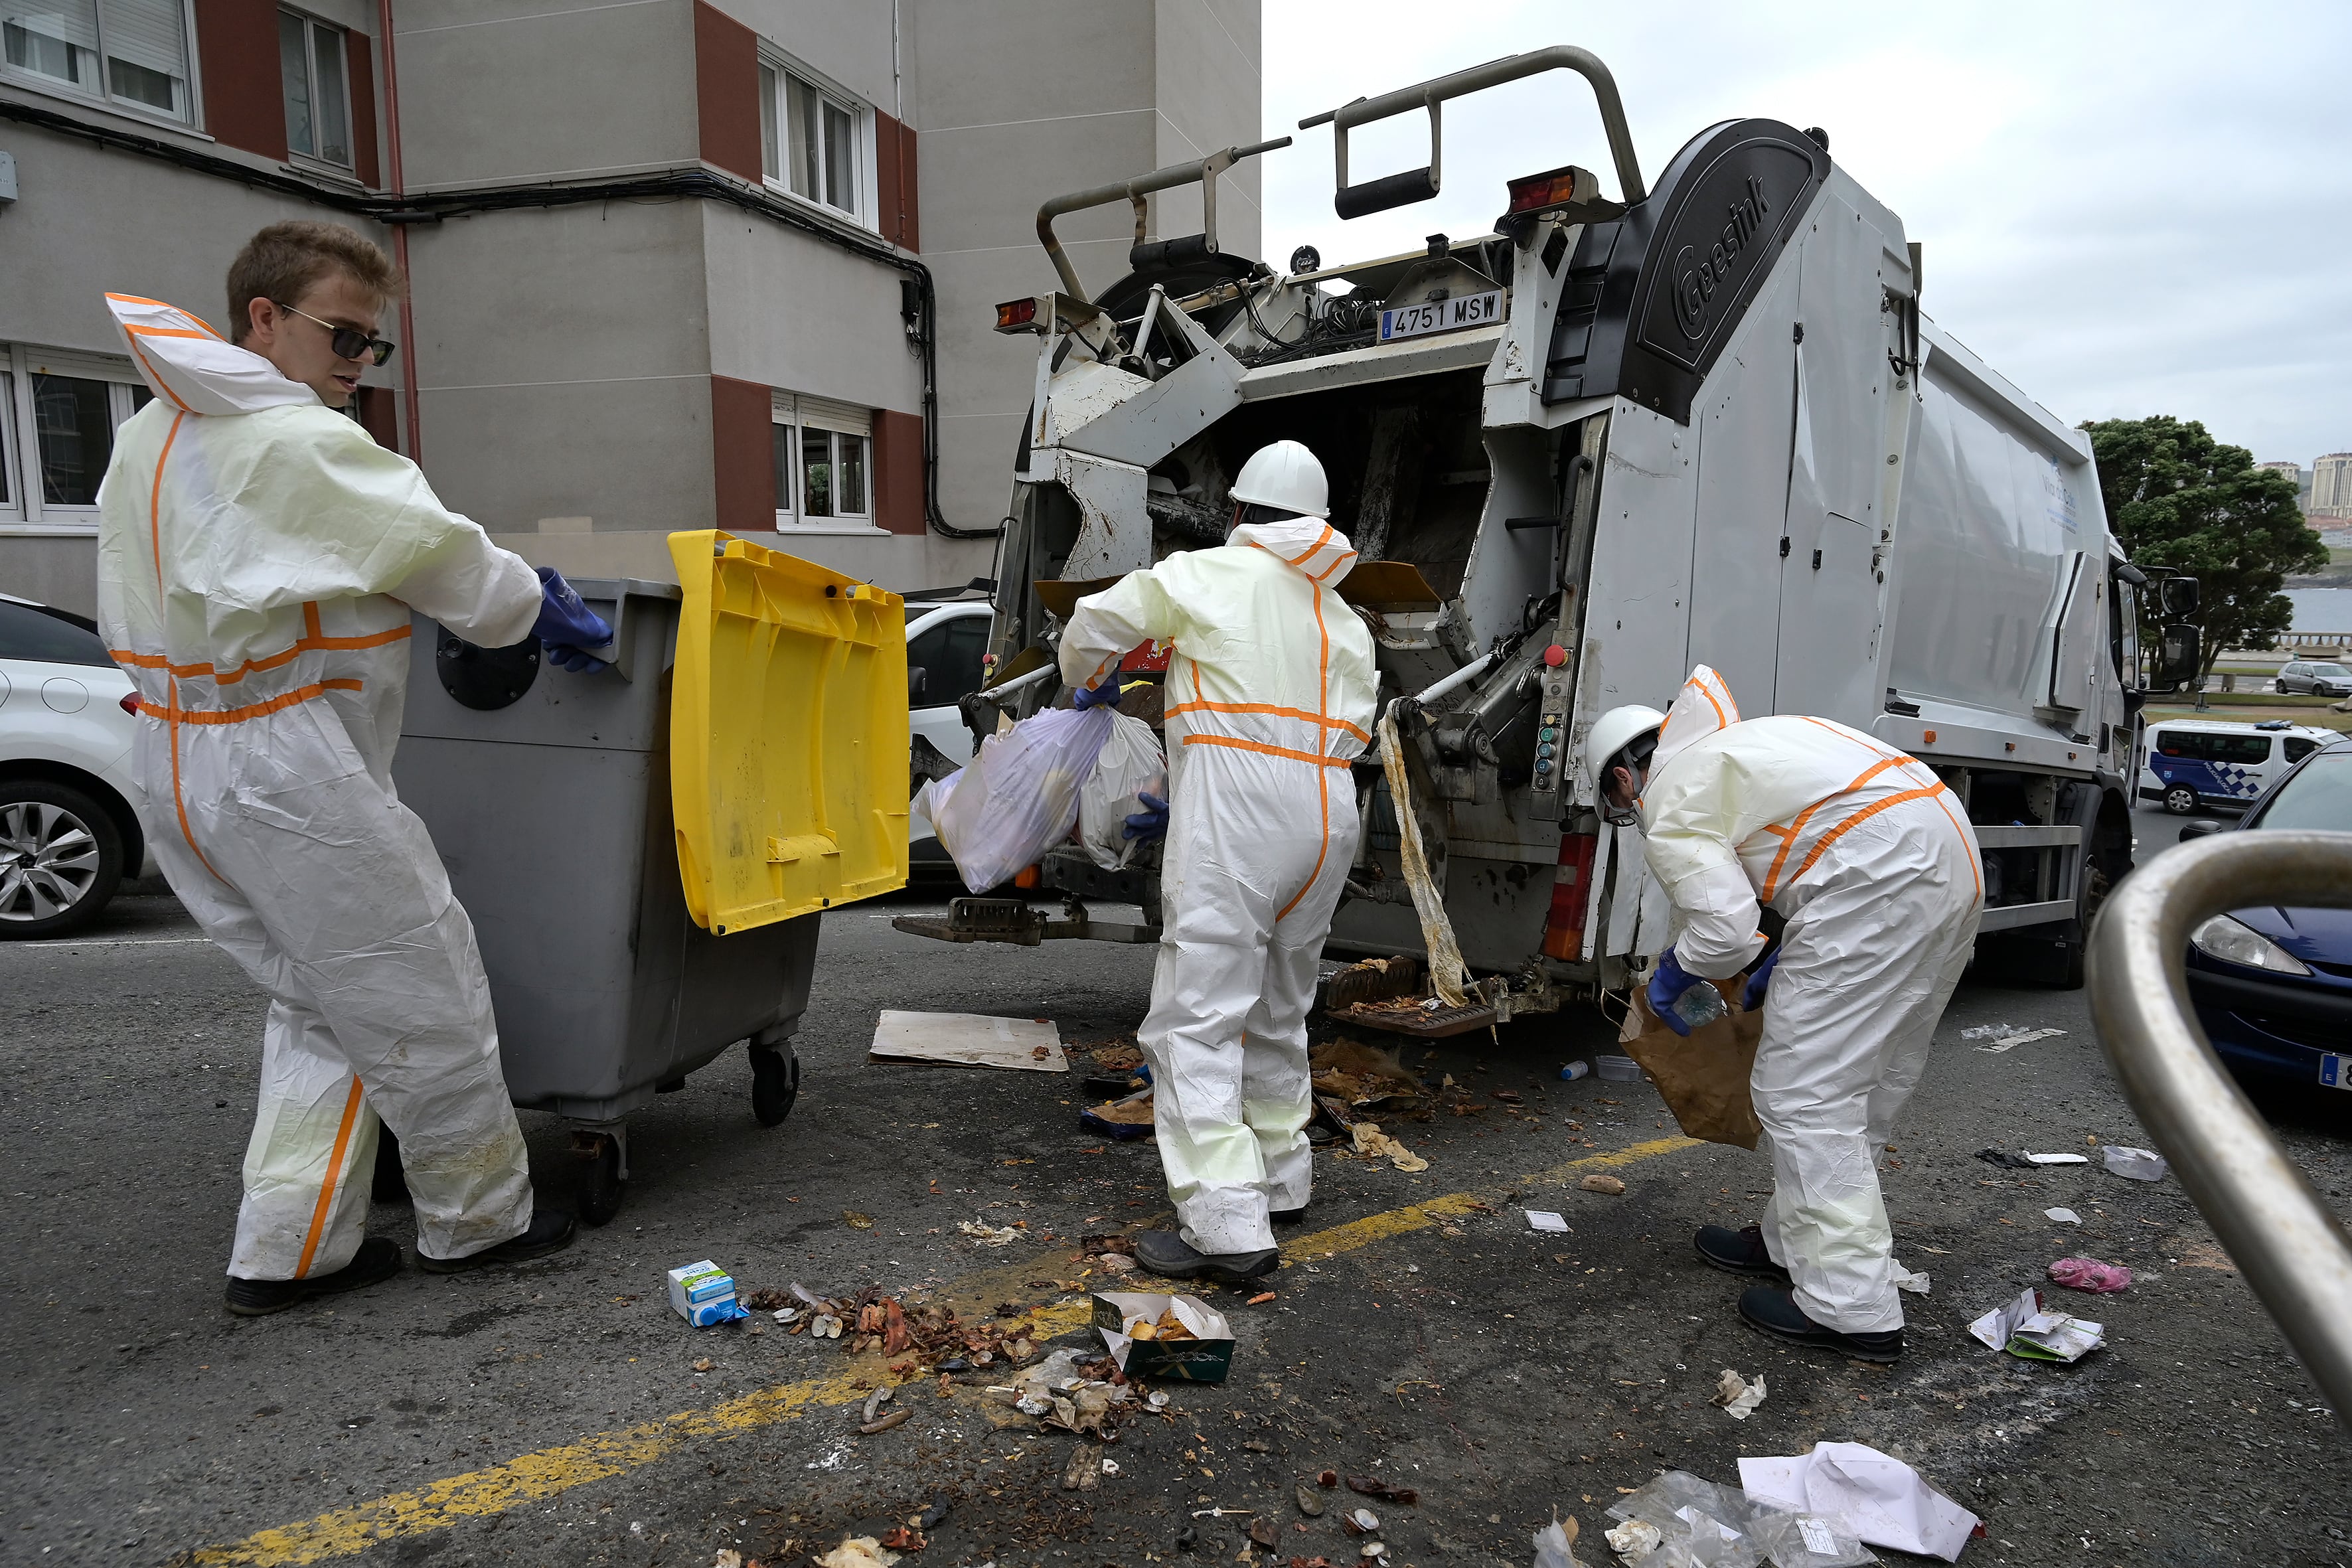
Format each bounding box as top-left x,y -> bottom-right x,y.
875,110 -> 919,250
712,375 -> 776,532
356,386 -> 399,450
193,0 -> 288,162
345,28 -> 380,188
692,1 -> 763,184
872,408 -> 925,536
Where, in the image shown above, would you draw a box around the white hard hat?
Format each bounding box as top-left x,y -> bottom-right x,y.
1229,439 -> 1329,518
1581,704 -> 1666,797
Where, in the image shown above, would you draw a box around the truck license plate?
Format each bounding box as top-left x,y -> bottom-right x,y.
1378,289 -> 1502,343
2322,1054 -> 2352,1091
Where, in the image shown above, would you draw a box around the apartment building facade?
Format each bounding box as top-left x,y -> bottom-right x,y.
2311,452 -> 2352,521
0,0 -> 1261,615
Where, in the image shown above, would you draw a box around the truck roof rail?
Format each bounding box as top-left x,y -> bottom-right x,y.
1034,137 -> 1293,304
2088,830 -> 2352,1426
1298,44 -> 1646,220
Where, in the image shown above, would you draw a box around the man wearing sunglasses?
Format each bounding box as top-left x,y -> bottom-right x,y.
96,221 -> 611,1316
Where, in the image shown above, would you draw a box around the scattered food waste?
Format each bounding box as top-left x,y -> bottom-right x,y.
1579,1174 -> 1626,1196
1713,1369 -> 1767,1419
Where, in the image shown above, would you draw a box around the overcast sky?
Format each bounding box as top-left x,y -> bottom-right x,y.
1255,1 -> 2351,467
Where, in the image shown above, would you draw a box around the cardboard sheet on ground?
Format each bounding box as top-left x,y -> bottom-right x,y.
1740,1441 -> 1979,1561
870,1010 -> 1068,1072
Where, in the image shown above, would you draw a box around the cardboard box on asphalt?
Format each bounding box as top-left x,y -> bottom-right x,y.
1092,1291 -> 1235,1383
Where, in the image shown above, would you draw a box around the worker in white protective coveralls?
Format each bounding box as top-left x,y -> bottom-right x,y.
1058,440 -> 1377,1283
1586,665 -> 1982,1361
95,223 -> 615,1316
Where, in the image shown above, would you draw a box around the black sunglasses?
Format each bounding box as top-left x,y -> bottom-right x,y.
274,301 -> 398,367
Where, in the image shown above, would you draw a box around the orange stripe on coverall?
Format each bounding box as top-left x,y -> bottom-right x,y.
1278,576 -> 1338,920
143,411 -> 226,884
1779,782 -> 1960,894
294,1079 -> 368,1279
137,680 -> 365,725
1181,734 -> 1352,769
110,623 -> 412,684
1162,700 -> 1370,744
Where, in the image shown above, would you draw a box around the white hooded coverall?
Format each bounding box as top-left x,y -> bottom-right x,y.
1059,518 -> 1377,1255
1637,666 -> 1982,1332
94,295 -> 545,1279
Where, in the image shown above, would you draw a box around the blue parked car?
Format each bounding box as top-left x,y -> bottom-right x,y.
2178,734 -> 2352,1093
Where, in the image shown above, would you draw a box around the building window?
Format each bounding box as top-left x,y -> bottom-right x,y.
759,59 -> 864,221
770,392 -> 874,530
279,8 -> 350,167
3,346 -> 150,527
3,0 -> 194,122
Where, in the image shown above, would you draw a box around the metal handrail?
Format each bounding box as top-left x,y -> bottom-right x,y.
1033,137 -> 1293,303
1298,45 -> 1647,218
2087,830 -> 2352,1423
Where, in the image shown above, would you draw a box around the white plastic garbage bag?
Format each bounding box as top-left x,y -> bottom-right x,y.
1077,712 -> 1167,870
931,705 -> 1115,893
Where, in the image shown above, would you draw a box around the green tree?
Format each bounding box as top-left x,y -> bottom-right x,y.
2082,415 -> 2326,678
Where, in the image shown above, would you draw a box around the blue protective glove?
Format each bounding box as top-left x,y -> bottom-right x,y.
1741,948 -> 1780,1012
533,567 -> 613,673
1645,946 -> 1699,1037
1123,791 -> 1168,842
1071,679 -> 1124,710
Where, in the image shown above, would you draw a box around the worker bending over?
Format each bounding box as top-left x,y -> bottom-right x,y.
1058,441 -> 1376,1283
1587,666 -> 1982,1360
96,223 -> 613,1315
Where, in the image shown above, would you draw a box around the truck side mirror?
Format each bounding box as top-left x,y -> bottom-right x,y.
2156,627 -> 2199,691
2160,578 -> 2201,619
909,666 -> 929,704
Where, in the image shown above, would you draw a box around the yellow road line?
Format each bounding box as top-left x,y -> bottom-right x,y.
189,1134 -> 1698,1565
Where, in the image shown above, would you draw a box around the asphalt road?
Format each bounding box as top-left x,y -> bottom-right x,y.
5,803 -> 2349,1568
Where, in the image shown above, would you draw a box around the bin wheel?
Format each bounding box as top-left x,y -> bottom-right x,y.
751,1046 -> 801,1128
576,1133 -> 625,1226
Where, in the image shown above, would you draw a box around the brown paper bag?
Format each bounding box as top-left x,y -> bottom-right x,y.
1620,982 -> 1764,1150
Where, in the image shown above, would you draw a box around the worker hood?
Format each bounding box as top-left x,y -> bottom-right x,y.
105,293 -> 317,417
1227,516 -> 1358,586
1650,665 -> 1743,778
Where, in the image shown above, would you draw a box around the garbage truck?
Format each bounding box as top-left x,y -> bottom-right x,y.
903,45 -> 2201,1022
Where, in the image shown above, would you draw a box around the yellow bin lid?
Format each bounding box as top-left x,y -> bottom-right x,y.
668,530 -> 911,933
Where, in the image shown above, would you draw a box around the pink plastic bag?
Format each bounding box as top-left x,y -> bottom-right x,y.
2047,1257 -> 2132,1293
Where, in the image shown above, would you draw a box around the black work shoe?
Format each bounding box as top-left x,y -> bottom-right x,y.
1695,1224 -> 1790,1281
224,1237 -> 403,1316
1130,1228 -> 1279,1285
415,1208 -> 578,1274
1737,1285 -> 1904,1364
1271,1205 -> 1309,1225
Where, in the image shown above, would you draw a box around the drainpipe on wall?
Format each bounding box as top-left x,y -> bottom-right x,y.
378,0 -> 422,462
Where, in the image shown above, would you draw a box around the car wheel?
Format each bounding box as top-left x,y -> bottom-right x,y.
0,780 -> 125,939
2275,679 -> 2290,694
2162,785 -> 2200,815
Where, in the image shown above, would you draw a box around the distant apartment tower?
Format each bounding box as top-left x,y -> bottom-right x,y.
2258,459 -> 2302,493
2313,453 -> 2352,520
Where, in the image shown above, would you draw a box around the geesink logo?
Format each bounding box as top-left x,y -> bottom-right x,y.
1671,175 -> 1771,342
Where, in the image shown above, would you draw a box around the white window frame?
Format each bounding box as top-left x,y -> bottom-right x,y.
0,0 -> 203,130
755,50 -> 876,231
770,390 -> 881,536
277,5 -> 353,171
2,344 -> 151,535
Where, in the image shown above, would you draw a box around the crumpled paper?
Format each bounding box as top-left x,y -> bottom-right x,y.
1350,1121 -> 1429,1172
2102,1144 -> 2169,1182
2048,1257 -> 2133,1294
1713,1368 -> 1767,1419
1739,1441 -> 1978,1561
1968,1285 -> 2106,1361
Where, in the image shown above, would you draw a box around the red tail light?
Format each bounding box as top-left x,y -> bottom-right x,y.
994,297 -> 1040,333
1540,831 -> 1599,961
118,690 -> 141,716
1506,164 -> 1599,216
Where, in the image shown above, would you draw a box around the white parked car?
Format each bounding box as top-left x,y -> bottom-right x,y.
902,589 -> 993,865
0,593 -> 153,936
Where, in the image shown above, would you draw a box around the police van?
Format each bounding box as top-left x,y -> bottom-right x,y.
2139,719 -> 2335,815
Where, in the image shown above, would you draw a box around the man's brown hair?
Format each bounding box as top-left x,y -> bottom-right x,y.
226,222 -> 403,343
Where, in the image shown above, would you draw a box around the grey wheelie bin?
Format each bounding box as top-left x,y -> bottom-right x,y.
392,530 -> 910,1223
